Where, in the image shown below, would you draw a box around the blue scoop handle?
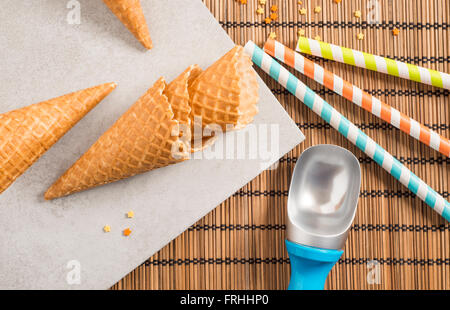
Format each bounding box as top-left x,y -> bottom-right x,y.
286,240 -> 343,290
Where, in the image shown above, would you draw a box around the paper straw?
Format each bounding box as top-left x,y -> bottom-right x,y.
244,41 -> 450,222
296,37 -> 450,90
265,39 -> 450,158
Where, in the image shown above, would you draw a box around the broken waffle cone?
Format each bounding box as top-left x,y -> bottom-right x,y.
188,45 -> 259,132
0,82 -> 117,194
165,65 -> 202,127
45,45 -> 261,199
103,0 -> 152,50
165,65 -> 217,152
45,78 -> 189,200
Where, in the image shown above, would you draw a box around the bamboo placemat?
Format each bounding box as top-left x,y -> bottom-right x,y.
112,0 -> 449,290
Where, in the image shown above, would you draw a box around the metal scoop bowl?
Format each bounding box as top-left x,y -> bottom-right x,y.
286,145 -> 361,290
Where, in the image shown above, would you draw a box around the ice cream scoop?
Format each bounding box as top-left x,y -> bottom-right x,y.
286,144 -> 361,290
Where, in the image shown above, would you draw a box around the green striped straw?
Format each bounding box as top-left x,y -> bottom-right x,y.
297,37 -> 450,90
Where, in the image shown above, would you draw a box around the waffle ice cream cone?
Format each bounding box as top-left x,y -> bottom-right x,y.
0,82 -> 117,194
45,45 -> 260,200
103,0 -> 152,50
45,78 -> 189,200
189,45 -> 259,131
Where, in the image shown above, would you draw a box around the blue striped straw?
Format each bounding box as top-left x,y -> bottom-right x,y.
244,41 -> 450,222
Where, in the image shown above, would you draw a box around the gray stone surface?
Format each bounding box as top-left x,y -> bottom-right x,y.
0,0 -> 304,289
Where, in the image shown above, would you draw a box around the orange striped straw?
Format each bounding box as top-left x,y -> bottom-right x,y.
264,39 -> 450,158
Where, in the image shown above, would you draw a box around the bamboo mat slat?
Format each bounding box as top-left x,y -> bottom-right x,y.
112,0 -> 449,290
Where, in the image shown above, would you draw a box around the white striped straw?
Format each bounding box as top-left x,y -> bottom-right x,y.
297,37 -> 450,90
265,39 -> 450,158
244,41 -> 450,222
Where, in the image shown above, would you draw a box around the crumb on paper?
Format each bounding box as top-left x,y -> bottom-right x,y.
123,228 -> 132,236
357,33 -> 365,40
314,6 -> 322,13
127,211 -> 134,218
299,8 -> 307,15
269,32 -> 277,39
354,10 -> 362,18
103,225 -> 111,233
393,28 -> 400,36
